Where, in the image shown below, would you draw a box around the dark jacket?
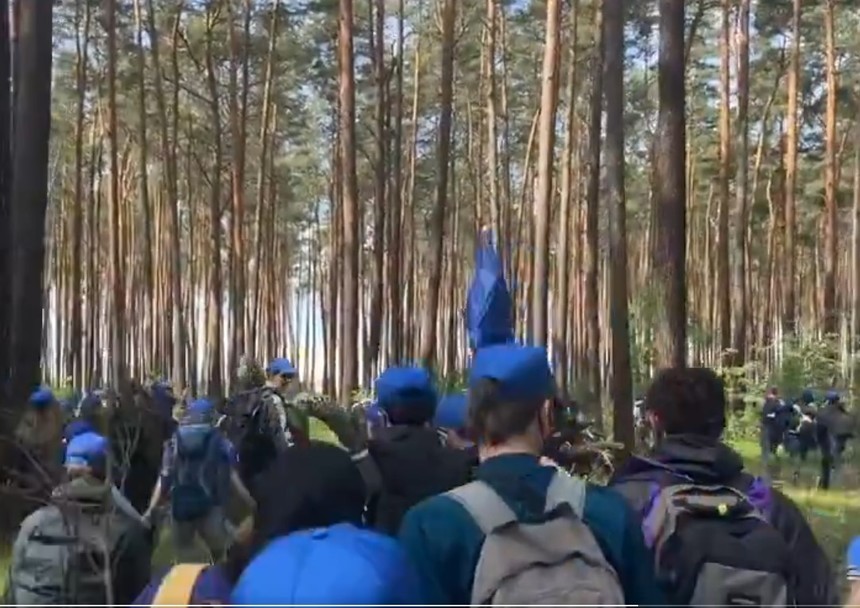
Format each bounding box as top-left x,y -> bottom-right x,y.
367,426 -> 474,535
398,453 -> 665,606
609,435 -> 839,608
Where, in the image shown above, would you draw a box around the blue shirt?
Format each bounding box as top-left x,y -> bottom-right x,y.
399,453 -> 665,605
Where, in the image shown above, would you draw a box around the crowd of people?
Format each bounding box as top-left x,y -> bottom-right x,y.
2,348 -> 854,606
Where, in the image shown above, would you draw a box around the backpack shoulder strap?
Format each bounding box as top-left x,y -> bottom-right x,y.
446,481 -> 517,534
152,563 -> 207,606
544,470 -> 586,518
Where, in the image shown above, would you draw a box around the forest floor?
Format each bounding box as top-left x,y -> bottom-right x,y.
1,428 -> 857,593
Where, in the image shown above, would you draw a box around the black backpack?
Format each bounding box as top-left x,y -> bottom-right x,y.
642,480 -> 795,606
226,388 -> 279,483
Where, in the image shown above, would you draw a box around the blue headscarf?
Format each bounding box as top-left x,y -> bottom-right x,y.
466,229 -> 514,350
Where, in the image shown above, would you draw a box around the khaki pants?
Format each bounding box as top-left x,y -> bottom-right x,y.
172,506 -> 235,562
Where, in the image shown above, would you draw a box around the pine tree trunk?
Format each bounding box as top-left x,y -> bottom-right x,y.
823,0 -> 838,335
418,0 -> 456,369
532,0 -> 562,348
783,0 -> 800,336
716,0 -> 731,359
653,0 -> 687,368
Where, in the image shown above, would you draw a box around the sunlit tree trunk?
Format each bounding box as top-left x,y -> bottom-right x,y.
418,0 -> 455,368
783,0 -> 800,336
531,0 -> 561,347
554,0 -> 578,391
484,0 -> 501,240
716,0 -> 730,359
0,0 -> 9,398
584,1 -> 603,407
822,0 -> 838,335
731,0 -> 749,363
339,0 -> 360,399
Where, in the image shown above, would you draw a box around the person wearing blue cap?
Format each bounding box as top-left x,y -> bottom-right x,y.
232,523 -> 426,605
610,367 -> 837,607
399,344 -> 664,605
435,392 -> 477,455
14,386 -> 65,484
8,432 -> 152,605
366,366 -> 473,536
143,396 -> 253,562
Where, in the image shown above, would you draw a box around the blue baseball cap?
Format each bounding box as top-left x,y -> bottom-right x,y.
188,397 -> 214,416
435,393 -> 468,431
375,366 -> 436,412
231,523 -> 426,605
65,432 -> 108,468
29,387 -> 54,409
267,357 -> 297,376
63,419 -> 96,443
469,343 -> 554,402
847,536 -> 860,579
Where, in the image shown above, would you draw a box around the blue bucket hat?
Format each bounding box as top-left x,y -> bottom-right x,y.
435,393 -> 469,431
231,523 -> 426,605
374,366 -> 437,420
65,432 -> 109,468
267,357 -> 297,377
469,344 -> 554,403
29,387 -> 54,409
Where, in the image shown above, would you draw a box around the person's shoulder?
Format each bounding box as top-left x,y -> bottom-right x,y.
401,490 -> 480,541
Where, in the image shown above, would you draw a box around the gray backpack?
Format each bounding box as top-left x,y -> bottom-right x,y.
446,471 -> 625,606
11,503 -> 116,605
642,483 -> 793,606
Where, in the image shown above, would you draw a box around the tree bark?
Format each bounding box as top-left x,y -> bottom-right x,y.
419,0 -> 456,369
0,0 -> 9,398
584,1 -> 603,407
731,0 -> 749,363
783,0 -> 800,336
531,0 -> 562,348
604,0 -> 633,450
338,0 -> 360,400
716,0 -> 731,359
8,0 -> 52,406
653,0 -> 687,368
822,0 -> 838,335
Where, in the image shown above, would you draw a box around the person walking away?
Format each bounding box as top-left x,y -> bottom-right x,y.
399,344 -> 664,606
143,397 -> 253,562
818,390 -> 855,489
366,366 -> 473,535
7,432 -> 151,605
761,386 -> 786,473
134,441 -> 380,606
610,367 -> 838,607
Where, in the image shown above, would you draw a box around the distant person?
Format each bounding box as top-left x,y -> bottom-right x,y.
399,344 -> 663,605
366,366 -> 473,535
761,386 -> 789,470
8,432 -> 151,605
818,390 -> 855,489
610,367 -> 838,607
143,398 -> 253,562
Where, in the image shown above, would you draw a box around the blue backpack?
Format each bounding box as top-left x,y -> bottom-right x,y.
171,425 -> 221,522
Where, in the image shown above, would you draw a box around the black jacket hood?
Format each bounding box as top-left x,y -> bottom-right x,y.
616,434 -> 745,483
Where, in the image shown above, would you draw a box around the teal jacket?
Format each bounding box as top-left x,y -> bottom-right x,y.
399,453 -> 665,606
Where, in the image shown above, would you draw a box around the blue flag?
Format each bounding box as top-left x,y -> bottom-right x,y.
466,230 -> 514,350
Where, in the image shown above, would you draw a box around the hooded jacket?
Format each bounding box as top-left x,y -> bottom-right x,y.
609,435 -> 838,608
367,425 -> 474,535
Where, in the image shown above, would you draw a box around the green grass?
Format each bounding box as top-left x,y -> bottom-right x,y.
732,438 -> 860,574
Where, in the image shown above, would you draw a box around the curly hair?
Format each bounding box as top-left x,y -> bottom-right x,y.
645,367 -> 727,439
